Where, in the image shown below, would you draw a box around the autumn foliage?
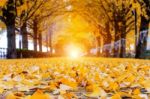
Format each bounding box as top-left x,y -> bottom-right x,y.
0,58 -> 149,98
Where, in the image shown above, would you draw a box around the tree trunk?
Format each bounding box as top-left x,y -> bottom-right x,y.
49,32 -> 52,56
103,22 -> 112,57
120,21 -> 126,58
96,36 -> 101,56
120,34 -> 126,58
6,25 -> 16,58
46,34 -> 49,52
39,33 -> 42,52
3,0 -> 17,59
21,22 -> 28,50
135,16 -> 149,58
113,20 -> 120,57
33,19 -> 38,52
135,0 -> 150,58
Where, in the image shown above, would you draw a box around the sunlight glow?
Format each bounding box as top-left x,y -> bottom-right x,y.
69,50 -> 80,58
66,44 -> 82,58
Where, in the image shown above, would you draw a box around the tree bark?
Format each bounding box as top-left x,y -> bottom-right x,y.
33,18 -> 38,52
120,21 -> 126,58
96,36 -> 101,56
135,16 -> 149,58
120,34 -> 126,58
39,33 -> 42,52
113,20 -> 120,57
6,25 -> 16,58
49,32 -> 52,56
135,0 -> 150,58
103,22 -> 112,57
46,34 -> 49,52
21,22 -> 28,50
3,0 -> 17,59
120,36 -> 126,58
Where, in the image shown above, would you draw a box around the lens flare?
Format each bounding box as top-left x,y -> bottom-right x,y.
69,50 -> 79,58
66,44 -> 84,58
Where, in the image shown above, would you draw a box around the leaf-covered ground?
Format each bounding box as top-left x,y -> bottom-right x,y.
0,58 -> 150,99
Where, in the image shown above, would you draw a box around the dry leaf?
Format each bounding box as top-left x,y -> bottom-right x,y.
29,89 -> 51,99
85,84 -> 107,98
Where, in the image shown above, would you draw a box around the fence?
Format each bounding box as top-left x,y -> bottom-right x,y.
0,48 -> 7,59
0,48 -> 52,59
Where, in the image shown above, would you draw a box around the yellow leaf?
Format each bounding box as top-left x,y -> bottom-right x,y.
111,93 -> 121,99
62,92 -> 77,99
111,92 -> 132,99
0,0 -> 7,7
109,82 -> 119,91
30,89 -> 51,99
118,92 -> 132,98
133,88 -> 141,95
125,74 -> 135,83
0,88 -> 4,94
25,95 -> 32,99
47,84 -> 58,91
116,72 -> 129,82
60,78 -> 77,90
132,95 -> 142,99
5,92 -> 21,99
141,80 -> 150,88
85,84 -> 107,98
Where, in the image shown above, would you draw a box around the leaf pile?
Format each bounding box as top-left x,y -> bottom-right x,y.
0,58 -> 149,99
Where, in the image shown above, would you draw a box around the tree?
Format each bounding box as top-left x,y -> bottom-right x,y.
136,0 -> 150,58
16,0 -> 47,50
74,0 -> 136,57
72,0 -> 112,56
0,0 -> 67,58
0,0 -> 17,58
31,0 -> 68,53
101,0 -> 135,58
16,0 -> 67,53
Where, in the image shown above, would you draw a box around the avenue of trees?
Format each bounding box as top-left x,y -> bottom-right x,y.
0,0 -> 149,58
73,0 -> 150,58
0,0 -> 67,58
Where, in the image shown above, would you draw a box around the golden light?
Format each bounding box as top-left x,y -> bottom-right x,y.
65,44 -> 82,58
69,49 -> 80,58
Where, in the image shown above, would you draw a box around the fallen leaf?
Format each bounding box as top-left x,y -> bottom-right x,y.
29,89 -> 51,99
85,84 -> 107,98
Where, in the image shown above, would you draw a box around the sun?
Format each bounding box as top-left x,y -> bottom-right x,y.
69,50 -> 80,58
66,44 -> 82,58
